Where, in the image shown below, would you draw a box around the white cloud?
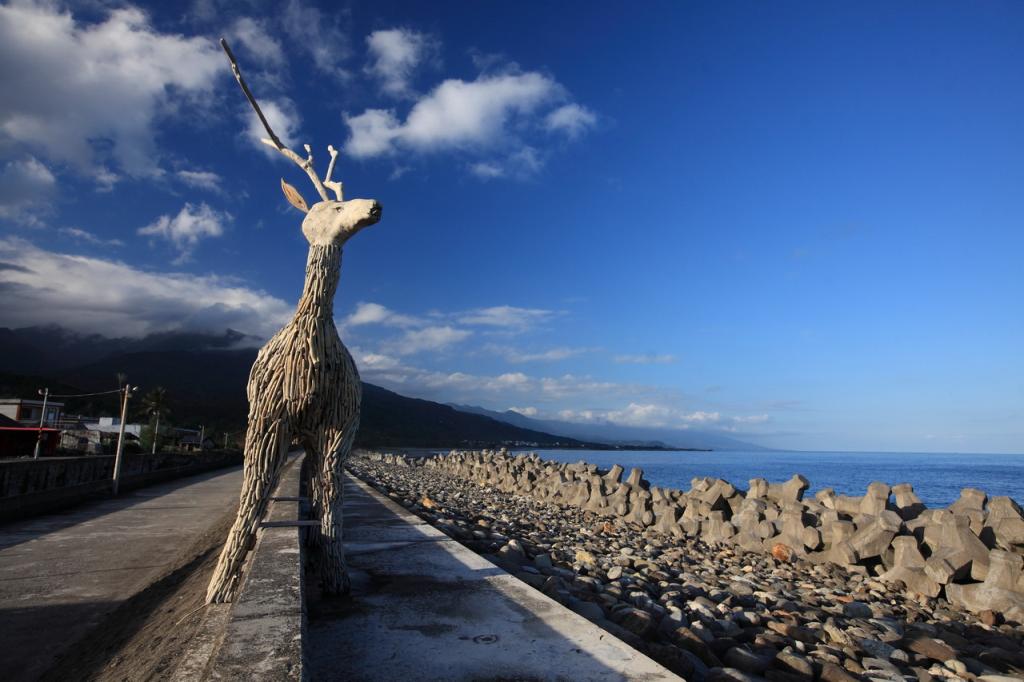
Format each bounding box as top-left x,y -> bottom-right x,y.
614,353 -> 677,365
351,348 -> 401,370
344,72 -> 562,158
0,238 -> 290,338
343,302 -> 422,328
281,0 -> 351,81
469,147 -> 545,181
538,374 -> 621,399
509,406 -> 538,417
387,325 -> 472,356
137,202 -> 230,262
0,2 -> 223,180
557,403 -> 733,425
343,301 -> 556,335
545,103 -> 597,138
458,305 -> 556,330
489,345 -> 589,363
0,156 -> 55,225
556,404 -> 723,429
228,17 -> 286,69
365,28 -> 438,98
469,161 -> 504,179
732,414 -> 770,424
682,410 -> 721,424
59,227 -> 124,248
175,169 -> 223,193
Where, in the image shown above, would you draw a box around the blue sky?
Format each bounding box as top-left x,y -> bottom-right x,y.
0,0 -> 1021,453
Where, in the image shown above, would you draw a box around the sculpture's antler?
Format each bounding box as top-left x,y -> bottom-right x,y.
220,38 -> 330,203
324,145 -> 343,201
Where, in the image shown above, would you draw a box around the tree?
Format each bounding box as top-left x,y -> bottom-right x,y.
142,387 -> 170,455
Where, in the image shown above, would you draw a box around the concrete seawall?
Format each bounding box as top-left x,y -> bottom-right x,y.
175,454 -> 307,681
373,449 -> 1024,622
0,450 -> 243,522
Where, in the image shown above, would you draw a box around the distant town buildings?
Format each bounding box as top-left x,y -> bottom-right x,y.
0,395 -> 216,458
0,398 -> 64,427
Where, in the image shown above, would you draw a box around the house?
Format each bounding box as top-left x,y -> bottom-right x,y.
0,413 -> 60,458
178,431 -> 215,452
85,417 -> 143,438
0,398 -> 64,427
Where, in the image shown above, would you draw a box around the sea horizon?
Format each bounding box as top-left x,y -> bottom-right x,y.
500,447 -> 1024,509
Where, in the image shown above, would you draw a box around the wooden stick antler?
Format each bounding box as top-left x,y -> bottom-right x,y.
324,145 -> 343,201
220,38 -> 330,202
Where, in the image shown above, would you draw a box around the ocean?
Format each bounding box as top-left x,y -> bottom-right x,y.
511,449 -> 1024,508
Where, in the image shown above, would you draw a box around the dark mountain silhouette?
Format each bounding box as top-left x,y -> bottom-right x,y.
0,325 -> 256,374
0,326 -> 598,449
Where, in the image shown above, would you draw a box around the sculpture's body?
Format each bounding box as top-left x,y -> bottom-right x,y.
206,41 -> 382,603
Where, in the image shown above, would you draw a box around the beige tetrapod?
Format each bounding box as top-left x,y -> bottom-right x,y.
205,39 -> 383,604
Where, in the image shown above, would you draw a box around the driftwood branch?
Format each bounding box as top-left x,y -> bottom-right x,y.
220,38 -> 330,202
323,145 -> 343,201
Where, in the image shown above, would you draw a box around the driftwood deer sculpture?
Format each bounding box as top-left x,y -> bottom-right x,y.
206,39 -> 382,603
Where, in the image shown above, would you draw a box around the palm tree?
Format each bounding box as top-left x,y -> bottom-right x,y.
142,387 -> 170,455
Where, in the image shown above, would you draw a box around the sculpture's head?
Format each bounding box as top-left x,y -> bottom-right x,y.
218,38 -> 383,249
302,199 -> 383,246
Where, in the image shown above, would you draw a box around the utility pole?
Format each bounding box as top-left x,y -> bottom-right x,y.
112,382 -> 137,495
33,387 -> 49,459
223,432 -> 228,449
199,424 -> 205,450
152,410 -> 160,455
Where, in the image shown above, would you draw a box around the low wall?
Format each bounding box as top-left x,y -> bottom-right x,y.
368,449 -> 1024,621
174,454 -> 307,681
0,450 -> 243,522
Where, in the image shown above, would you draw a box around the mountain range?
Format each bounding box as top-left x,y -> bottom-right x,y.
0,326 -> 759,450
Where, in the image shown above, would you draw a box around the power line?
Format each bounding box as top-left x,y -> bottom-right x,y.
46,388 -> 125,399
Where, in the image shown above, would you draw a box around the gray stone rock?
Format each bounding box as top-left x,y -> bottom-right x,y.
725,647 -> 772,675
773,651 -> 814,679
843,601 -> 873,619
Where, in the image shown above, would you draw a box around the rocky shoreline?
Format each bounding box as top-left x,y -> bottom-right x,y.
346,450 -> 1024,682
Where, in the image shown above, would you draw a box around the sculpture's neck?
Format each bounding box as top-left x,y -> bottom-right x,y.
295,243 -> 341,318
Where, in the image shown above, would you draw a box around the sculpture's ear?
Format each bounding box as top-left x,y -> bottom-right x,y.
280,178 -> 309,213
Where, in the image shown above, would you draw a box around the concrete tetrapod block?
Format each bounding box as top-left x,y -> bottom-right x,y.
651,500 -> 685,538
946,549 -> 1024,622
923,514 -> 991,583
748,478 -> 769,499
625,467 -> 646,489
860,482 -> 892,516
765,474 -> 810,504
603,464 -> 624,485
949,487 -> 988,535
704,510 -> 736,544
892,483 -> 926,521
848,510 -> 901,561
878,536 -> 941,598
606,484 -> 632,517
624,489 -> 654,526
984,496 -> 1024,550
583,476 -> 610,514
815,488 -> 837,510
763,509 -> 810,557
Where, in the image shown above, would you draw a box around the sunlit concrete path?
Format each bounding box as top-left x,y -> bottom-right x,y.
0,465 -> 243,681
307,474 -> 679,681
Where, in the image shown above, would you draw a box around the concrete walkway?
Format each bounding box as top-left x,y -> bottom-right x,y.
0,465 -> 243,681
308,474 -> 679,681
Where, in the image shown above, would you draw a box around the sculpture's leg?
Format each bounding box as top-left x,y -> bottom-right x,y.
206,416 -> 290,603
310,425 -> 357,596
